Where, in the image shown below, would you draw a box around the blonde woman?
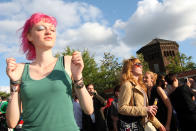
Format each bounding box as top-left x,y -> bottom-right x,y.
118,58 -> 165,131
144,72 -> 176,131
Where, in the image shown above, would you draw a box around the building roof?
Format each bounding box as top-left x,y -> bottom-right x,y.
177,69 -> 196,78
137,38 -> 179,54
145,38 -> 177,47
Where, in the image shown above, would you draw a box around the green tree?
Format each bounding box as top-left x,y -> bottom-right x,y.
96,52 -> 122,92
166,52 -> 196,73
55,48 -> 122,93
55,47 -> 99,86
0,91 -> 10,99
55,46 -> 74,57
82,50 -> 99,86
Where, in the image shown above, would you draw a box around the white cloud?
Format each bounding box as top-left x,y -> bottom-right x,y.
0,86 -> 10,93
0,0 -> 109,60
114,0 -> 196,47
0,1 -> 21,16
57,22 -> 117,48
2,0 -> 196,64
53,21 -> 133,61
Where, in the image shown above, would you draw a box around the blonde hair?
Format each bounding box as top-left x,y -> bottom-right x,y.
120,58 -> 147,93
145,71 -> 157,86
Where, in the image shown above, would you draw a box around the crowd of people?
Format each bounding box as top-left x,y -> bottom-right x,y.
2,12 -> 196,131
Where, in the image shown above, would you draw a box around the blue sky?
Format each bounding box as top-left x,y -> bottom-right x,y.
0,0 -> 196,92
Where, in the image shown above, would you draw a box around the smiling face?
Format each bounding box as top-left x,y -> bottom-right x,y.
27,20 -> 56,50
144,73 -> 153,87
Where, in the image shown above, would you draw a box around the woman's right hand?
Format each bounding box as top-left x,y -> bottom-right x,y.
6,58 -> 21,81
147,105 -> 157,117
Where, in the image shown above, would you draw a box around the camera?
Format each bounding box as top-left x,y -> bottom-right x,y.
184,77 -> 188,84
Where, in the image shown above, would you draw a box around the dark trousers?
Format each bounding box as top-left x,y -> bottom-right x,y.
0,114 -> 7,131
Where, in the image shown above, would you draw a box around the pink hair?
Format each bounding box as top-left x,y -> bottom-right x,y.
20,13 -> 57,60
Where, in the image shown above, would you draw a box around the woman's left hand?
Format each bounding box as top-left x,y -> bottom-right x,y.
159,124 -> 166,131
71,51 -> 84,80
165,124 -> 170,131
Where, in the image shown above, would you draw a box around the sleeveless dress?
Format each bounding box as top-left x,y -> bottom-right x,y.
20,56 -> 79,131
149,86 -> 177,131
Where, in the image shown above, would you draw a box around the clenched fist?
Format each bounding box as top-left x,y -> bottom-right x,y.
6,58 -> 23,81
71,51 -> 84,81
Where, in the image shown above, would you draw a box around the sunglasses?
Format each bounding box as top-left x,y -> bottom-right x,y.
134,63 -> 142,67
129,58 -> 137,61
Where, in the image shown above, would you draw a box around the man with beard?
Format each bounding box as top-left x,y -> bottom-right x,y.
82,84 -> 107,131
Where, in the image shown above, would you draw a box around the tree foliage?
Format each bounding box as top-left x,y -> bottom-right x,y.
55,47 -> 195,93
55,47 -> 98,85
96,52 -> 122,92
166,52 -> 196,73
55,47 -> 121,93
0,91 -> 10,99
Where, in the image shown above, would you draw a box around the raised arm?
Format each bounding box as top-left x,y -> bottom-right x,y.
64,52 -> 93,115
94,90 -> 107,106
6,58 -> 24,128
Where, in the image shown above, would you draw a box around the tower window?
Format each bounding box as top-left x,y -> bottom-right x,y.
166,51 -> 169,56
172,51 -> 175,56
164,51 -> 167,56
169,51 -> 172,56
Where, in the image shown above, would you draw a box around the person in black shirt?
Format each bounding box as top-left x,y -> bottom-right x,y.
82,84 -> 107,131
165,73 -> 196,131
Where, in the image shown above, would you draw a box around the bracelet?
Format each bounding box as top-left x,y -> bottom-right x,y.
11,86 -> 18,92
10,79 -> 21,85
74,81 -> 85,89
73,77 -> 83,84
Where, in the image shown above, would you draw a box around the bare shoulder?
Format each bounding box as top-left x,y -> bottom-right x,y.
63,55 -> 72,78
63,55 -> 72,66
157,86 -> 167,98
17,63 -> 26,79
64,55 -> 72,61
17,63 -> 25,71
157,86 -> 164,93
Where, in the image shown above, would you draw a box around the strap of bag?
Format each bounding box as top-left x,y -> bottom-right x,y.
132,87 -> 136,106
130,81 -> 136,106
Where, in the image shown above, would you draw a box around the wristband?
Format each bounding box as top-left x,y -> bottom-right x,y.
74,81 -> 85,89
73,77 -> 83,84
10,79 -> 21,85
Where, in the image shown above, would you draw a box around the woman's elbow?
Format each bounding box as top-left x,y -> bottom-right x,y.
118,106 -> 124,114
6,114 -> 19,128
84,107 -> 94,115
6,120 -> 18,129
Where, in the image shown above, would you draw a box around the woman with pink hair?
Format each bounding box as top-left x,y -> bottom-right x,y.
6,13 -> 93,131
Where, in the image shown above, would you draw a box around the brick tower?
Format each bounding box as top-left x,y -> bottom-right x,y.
137,38 -> 179,74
